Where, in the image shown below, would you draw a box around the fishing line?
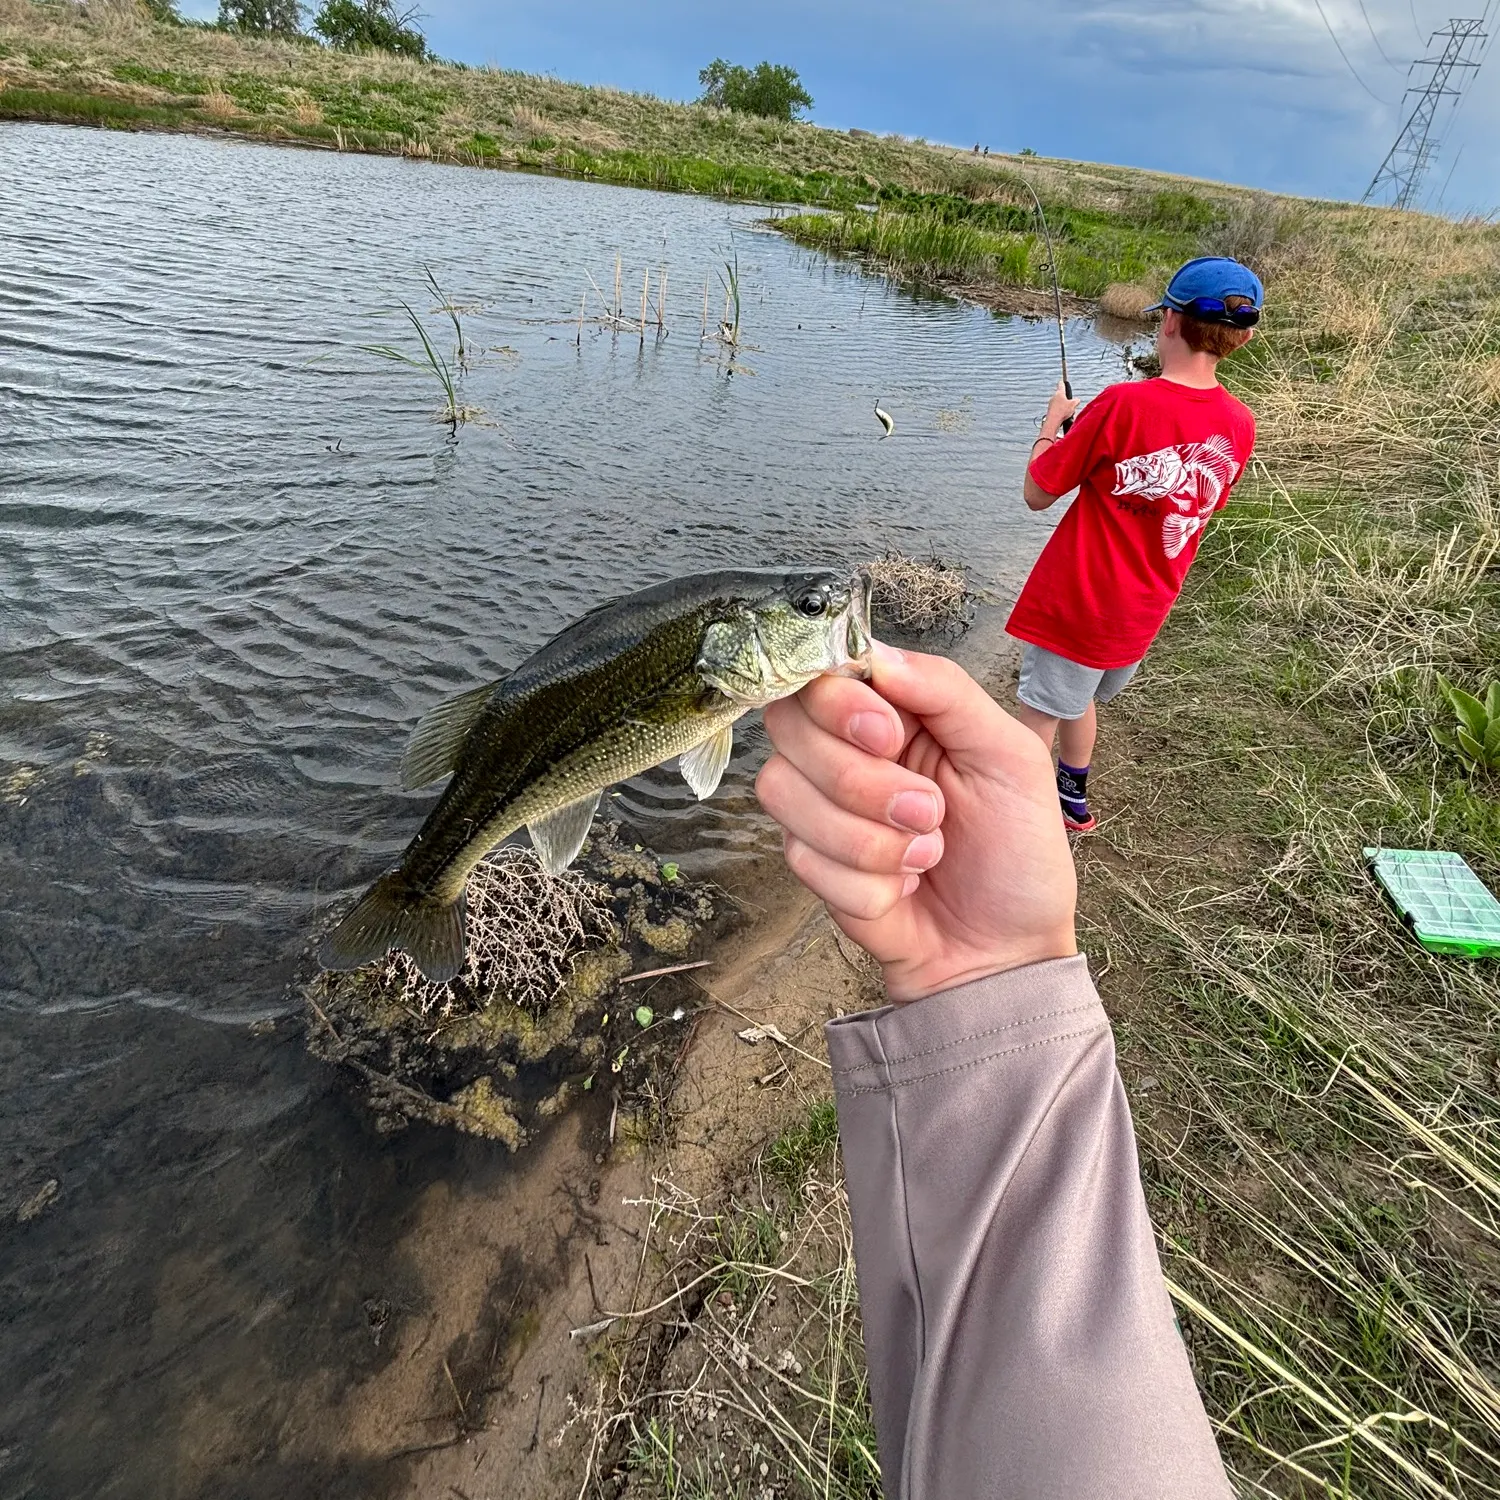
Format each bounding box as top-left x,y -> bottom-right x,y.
1016,175 -> 1074,434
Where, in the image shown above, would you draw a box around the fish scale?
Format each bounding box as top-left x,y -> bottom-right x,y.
320,568 -> 873,982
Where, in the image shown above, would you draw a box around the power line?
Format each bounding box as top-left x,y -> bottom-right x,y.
1433,142 -> 1464,210
1364,16 -> 1488,209
1357,0 -> 1407,68
1313,0 -> 1397,102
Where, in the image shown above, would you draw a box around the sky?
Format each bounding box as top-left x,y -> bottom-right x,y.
185,0 -> 1498,212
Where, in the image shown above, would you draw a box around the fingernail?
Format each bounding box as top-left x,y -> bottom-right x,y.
888,789 -> 939,833
902,831 -> 943,873
872,640 -> 904,667
849,711 -> 896,754
901,873 -> 920,897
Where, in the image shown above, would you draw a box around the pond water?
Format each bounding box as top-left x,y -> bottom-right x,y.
0,122 -> 1134,1498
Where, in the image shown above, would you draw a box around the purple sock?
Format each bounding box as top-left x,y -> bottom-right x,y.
1057,761 -> 1090,815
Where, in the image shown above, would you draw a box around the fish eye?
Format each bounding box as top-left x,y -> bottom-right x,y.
795,589 -> 829,618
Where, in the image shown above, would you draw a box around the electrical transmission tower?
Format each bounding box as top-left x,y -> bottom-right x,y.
1364,17 -> 1487,209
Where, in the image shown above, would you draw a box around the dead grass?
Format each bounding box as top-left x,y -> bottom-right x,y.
1097,281 -> 1160,321
577,1107 -> 880,1500
370,845 -> 616,1016
862,551 -> 976,638
197,88 -> 236,121
509,101 -> 551,140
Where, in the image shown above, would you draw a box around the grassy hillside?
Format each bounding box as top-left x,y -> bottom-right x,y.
2,0 -> 1293,238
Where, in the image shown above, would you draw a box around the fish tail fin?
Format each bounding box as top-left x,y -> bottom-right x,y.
319,871 -> 467,984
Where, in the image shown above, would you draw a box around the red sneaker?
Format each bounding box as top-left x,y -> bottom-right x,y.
1061,802 -> 1098,834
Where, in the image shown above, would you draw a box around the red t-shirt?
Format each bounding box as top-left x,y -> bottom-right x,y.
1006,378 -> 1256,669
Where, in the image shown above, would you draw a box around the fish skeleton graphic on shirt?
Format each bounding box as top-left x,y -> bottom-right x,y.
1111,434 -> 1240,560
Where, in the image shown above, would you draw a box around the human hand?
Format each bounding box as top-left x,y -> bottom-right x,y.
757,643 -> 1077,1001
1042,379 -> 1081,437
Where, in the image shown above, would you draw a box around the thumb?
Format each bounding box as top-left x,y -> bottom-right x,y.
869,643 -> 1042,769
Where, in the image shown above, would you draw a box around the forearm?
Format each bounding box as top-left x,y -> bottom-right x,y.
828,955 -> 1230,1500
1023,433 -> 1063,510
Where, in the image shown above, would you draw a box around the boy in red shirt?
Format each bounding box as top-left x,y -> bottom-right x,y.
1008,256 -> 1262,832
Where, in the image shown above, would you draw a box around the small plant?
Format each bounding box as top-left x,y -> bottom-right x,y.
697,58 -> 812,121
716,254 -> 741,347
422,265 -> 469,368
1434,675 -> 1500,774
363,267 -> 478,430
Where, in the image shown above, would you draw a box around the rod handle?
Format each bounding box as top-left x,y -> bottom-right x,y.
1060,377 -> 1074,435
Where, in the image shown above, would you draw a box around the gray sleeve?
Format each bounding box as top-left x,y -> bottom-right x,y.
826,953 -> 1231,1500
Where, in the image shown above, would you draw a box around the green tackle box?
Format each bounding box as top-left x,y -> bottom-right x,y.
1364,848 -> 1500,958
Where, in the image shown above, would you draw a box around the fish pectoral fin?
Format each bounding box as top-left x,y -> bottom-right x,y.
527,791 -> 601,875
400,680 -> 500,791
679,725 -> 734,800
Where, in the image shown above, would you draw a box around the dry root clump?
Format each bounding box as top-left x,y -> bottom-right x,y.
863,551 -> 976,637
373,845 -> 616,1017
1097,281 -> 1160,322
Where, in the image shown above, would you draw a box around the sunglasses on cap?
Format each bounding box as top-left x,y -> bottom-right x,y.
1168,295 -> 1261,328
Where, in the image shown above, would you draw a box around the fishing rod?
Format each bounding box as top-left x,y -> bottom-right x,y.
1016,175 -> 1074,434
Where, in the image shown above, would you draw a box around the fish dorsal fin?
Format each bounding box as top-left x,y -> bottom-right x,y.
680,725 -> 734,800
400,681 -> 500,791
527,791 -> 601,875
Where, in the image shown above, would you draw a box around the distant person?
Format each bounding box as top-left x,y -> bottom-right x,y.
1010,257 -> 1261,830
757,643 -> 1232,1497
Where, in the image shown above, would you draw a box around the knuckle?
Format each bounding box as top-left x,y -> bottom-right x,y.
849,824 -> 897,873
829,756 -> 866,808
847,879 -> 899,922
763,694 -> 808,751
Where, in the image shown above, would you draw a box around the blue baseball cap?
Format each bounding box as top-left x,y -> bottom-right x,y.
1147,257 -> 1264,325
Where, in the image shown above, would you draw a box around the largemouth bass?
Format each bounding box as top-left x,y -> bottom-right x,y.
321,568 -> 873,982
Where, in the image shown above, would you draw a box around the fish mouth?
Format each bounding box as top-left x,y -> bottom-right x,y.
834,569 -> 875,680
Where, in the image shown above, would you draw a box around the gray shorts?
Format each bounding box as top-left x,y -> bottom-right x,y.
1016,643 -> 1141,720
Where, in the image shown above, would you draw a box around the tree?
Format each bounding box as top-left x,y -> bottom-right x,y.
697,59 -> 812,121
218,0 -> 303,35
313,0 -> 427,58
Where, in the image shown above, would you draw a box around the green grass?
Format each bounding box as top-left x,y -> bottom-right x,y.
762,1097 -> 838,1198
0,84 -> 189,129
602,1102 -> 881,1499
110,62 -> 207,93
779,193 -> 1235,298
